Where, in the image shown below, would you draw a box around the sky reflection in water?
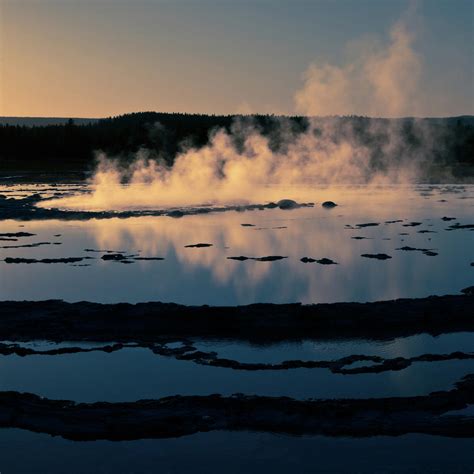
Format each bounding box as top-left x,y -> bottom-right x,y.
0,185 -> 473,304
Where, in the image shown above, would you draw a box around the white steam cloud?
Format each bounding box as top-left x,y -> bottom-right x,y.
295,20 -> 422,117
41,15 -> 442,212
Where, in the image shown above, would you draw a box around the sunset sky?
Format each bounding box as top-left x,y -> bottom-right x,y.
1,0 -> 472,118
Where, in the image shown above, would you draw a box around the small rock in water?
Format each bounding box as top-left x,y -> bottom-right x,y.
441,217 -> 456,221
4,257 -> 85,264
316,258 -> 338,265
101,254 -> 127,261
227,255 -> 287,262
356,223 -> 380,228
321,201 -> 337,209
277,199 -> 298,210
253,256 -> 287,262
361,253 -> 392,260
300,257 -> 338,265
447,223 -> 474,230
403,222 -> 422,227
396,246 -> 438,256
167,210 -> 184,218
0,232 -> 36,238
184,243 -> 213,248
241,224 -> 255,227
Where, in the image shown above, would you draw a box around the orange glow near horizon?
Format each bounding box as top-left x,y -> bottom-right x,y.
1,1 -> 472,118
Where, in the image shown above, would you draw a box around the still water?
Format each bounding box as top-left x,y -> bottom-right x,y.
0,429 -> 472,474
1,184 -> 473,304
0,183 -> 473,472
0,429 -> 471,474
0,343 -> 472,402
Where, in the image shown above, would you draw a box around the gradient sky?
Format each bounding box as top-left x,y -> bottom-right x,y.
1,0 -> 473,117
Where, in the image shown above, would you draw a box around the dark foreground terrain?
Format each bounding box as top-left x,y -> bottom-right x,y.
0,373 -> 472,441
1,293 -> 473,342
0,292 -> 473,444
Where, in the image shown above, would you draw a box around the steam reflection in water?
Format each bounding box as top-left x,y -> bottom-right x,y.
0,185 -> 473,304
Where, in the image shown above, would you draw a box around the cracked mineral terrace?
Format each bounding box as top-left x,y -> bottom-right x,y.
0,374 -> 472,440
0,293 -> 473,343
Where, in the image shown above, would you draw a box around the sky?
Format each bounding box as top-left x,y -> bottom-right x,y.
0,0 -> 472,118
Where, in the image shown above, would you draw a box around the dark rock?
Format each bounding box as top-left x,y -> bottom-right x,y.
0,241 -> 58,249
277,199 -> 298,210
321,201 -> 337,209
0,232 -> 36,238
184,243 -> 213,248
316,258 -> 338,265
461,286 -> 474,295
0,374 -> 472,440
1,294 -> 474,342
396,246 -> 438,256
361,253 -> 392,260
356,223 -> 380,228
252,256 -> 287,262
167,210 -> 184,218
4,257 -> 85,264
101,253 -> 127,261
448,223 -> 474,230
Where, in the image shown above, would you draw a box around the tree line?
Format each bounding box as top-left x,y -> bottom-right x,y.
0,112 -> 473,177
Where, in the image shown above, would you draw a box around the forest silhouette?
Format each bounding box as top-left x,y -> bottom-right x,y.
1,112 -> 473,180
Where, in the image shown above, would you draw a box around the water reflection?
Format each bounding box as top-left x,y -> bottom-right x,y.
0,347 -> 472,401
0,185 -> 473,304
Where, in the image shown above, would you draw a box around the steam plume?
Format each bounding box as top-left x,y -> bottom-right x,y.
41,16 -> 442,212
295,20 -> 422,117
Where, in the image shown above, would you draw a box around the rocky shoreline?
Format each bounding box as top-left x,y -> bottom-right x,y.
0,374 -> 472,440
0,293 -> 473,343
